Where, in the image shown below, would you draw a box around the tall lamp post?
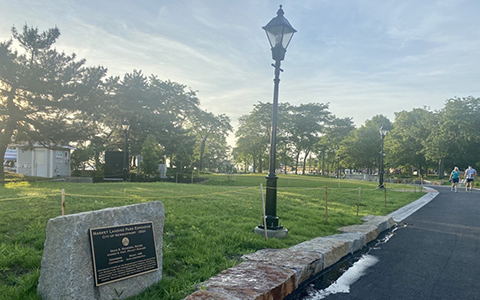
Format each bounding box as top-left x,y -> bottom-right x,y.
254,5 -> 296,239
378,126 -> 387,189
122,120 -> 130,181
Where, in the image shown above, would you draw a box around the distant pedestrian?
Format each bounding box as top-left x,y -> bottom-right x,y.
464,166 -> 477,193
449,167 -> 460,192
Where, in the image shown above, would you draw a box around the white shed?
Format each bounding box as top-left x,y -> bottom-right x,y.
16,144 -> 75,178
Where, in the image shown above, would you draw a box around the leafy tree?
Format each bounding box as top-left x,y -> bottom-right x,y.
170,133 -> 196,175
286,103 -> 331,174
339,115 -> 392,174
426,97 -> 480,175
0,25 -> 107,182
234,102 -> 273,173
71,145 -> 94,170
201,136 -> 232,172
104,71 -> 202,171
385,109 -> 432,176
232,142 -> 252,173
315,116 -> 355,175
141,134 -> 162,176
188,110 -> 232,171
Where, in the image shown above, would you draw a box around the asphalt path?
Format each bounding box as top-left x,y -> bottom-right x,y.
322,186 -> 480,300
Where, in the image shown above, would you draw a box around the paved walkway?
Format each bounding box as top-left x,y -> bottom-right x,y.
321,186 -> 480,300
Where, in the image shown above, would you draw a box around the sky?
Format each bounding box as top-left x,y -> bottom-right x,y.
2,0 -> 480,146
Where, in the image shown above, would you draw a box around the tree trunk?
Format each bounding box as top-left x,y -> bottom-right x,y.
0,85 -> 18,184
294,151 -> 301,174
0,145 -> 6,185
302,150 -> 310,175
199,134 -> 208,171
437,158 -> 444,179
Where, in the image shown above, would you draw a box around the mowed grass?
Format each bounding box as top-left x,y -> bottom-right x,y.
0,174 -> 424,300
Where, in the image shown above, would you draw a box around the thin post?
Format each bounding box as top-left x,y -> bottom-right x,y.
384,186 -> 387,209
357,187 -> 361,216
260,184 -> 268,241
176,172 -> 178,183
61,189 -> 66,216
325,182 -> 328,222
191,170 -> 194,184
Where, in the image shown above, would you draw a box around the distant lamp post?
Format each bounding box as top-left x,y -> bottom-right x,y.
337,154 -> 341,187
122,120 -> 130,181
254,5 -> 296,239
378,126 -> 388,189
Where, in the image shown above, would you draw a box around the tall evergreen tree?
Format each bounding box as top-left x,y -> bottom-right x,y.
0,25 -> 107,182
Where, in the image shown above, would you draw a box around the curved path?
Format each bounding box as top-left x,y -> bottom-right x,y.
320,186 -> 480,300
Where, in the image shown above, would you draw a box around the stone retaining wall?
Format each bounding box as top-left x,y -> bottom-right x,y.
184,215 -> 395,300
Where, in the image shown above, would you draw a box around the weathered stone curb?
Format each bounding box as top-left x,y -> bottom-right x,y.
184,215 -> 395,300
185,262 -> 297,300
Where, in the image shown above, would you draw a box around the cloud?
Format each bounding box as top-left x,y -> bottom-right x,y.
1,0 -> 480,144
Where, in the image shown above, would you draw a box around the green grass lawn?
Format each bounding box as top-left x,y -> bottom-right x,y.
0,174 -> 425,300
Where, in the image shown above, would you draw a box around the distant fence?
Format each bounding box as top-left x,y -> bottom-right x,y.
345,174 -> 431,185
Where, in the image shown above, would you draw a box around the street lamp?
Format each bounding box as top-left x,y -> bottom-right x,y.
255,5 -> 296,239
122,119 -> 130,181
378,126 -> 388,189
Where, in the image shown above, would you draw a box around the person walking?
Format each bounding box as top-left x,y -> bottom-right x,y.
449,167 -> 461,192
464,165 -> 477,193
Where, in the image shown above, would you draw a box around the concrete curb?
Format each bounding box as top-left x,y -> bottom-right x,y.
184,187 -> 439,300
184,216 -> 396,300
387,187 -> 438,222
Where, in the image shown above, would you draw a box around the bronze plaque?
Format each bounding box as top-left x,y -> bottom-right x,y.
89,222 -> 159,286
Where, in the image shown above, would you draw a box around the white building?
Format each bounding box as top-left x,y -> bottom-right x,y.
16,144 -> 75,178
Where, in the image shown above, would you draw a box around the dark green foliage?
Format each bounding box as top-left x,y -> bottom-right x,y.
0,25 -> 108,182
141,134 -> 162,176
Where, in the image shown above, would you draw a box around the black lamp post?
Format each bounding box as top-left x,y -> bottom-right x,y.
122,120 -> 130,181
255,5 -> 296,239
378,126 -> 387,189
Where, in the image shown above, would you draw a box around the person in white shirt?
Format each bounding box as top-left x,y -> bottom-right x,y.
464,166 -> 477,193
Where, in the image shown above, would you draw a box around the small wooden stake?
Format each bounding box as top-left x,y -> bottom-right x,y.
61,189 -> 66,216
325,182 -> 328,222
384,186 -> 387,209
260,184 -> 268,241
357,187 -> 361,216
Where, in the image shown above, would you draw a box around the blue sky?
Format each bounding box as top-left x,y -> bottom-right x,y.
2,0 -> 480,144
